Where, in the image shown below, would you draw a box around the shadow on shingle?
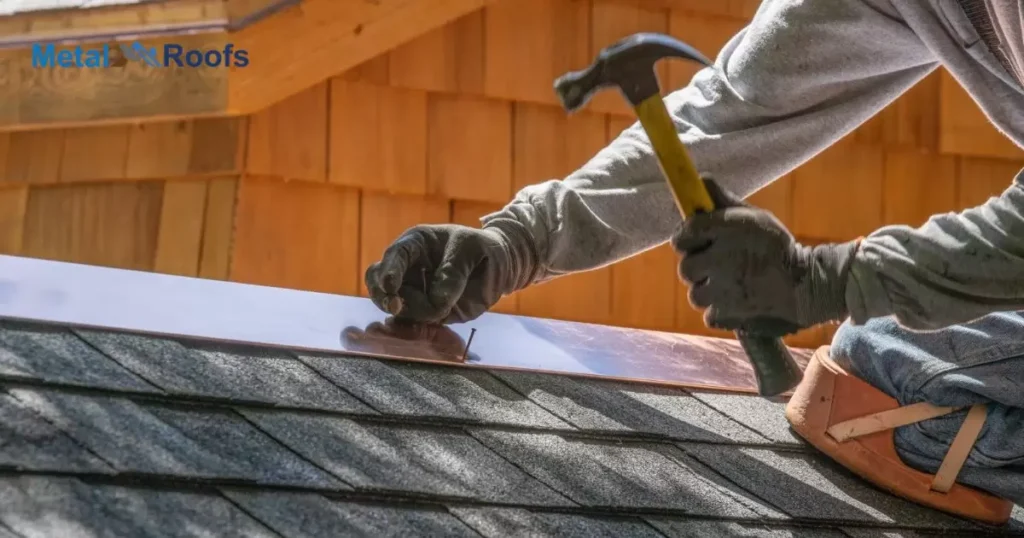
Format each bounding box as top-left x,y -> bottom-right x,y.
224,490 -> 480,538
0,321 -> 156,392
76,330 -> 373,413
680,443 -> 978,530
648,519 -> 846,537
6,388 -> 341,488
297,353 -> 569,428
0,476 -> 276,538
493,370 -> 770,443
449,507 -> 664,538
239,409 -> 571,506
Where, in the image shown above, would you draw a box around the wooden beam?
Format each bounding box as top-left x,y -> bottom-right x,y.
0,0 -> 490,131
0,32 -> 229,130
227,0 -> 491,113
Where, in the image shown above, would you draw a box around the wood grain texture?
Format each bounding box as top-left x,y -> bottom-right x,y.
516,268 -> 614,325
153,179 -> 208,277
329,80 -> 428,195
611,244 -> 677,330
939,71 -> 1024,160
359,193 -> 451,296
513,103 -> 607,191
197,176 -> 238,280
791,141 -> 885,241
389,11 -> 485,94
666,11 -> 746,91
483,0 -> 590,105
883,149 -> 957,227
342,55 -> 392,86
231,176 -> 360,294
881,71 -> 941,151
0,34 -> 228,130
59,125 -> 131,182
126,121 -> 194,179
746,175 -> 793,226
0,187 -> 28,255
956,156 -> 1024,210
189,117 -> 246,176
587,0 -> 670,116
229,0 -> 488,113
428,94 -> 512,202
450,200 -> 518,314
21,181 -> 163,270
246,83 -> 328,181
2,129 -> 64,184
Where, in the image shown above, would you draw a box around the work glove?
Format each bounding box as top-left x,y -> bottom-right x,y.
364,222 -> 536,324
673,178 -> 860,337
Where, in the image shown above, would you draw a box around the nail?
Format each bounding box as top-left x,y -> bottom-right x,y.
462,328 -> 477,361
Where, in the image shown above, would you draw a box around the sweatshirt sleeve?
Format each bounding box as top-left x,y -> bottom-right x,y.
481,0 -> 938,284
847,169 -> 1024,330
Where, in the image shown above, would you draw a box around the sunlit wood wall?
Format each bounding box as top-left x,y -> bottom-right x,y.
0,0 -> 1021,348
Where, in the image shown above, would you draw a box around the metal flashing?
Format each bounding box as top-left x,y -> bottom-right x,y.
0,255 -> 812,393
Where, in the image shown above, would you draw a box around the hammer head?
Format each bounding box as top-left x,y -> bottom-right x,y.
554,32 -> 712,112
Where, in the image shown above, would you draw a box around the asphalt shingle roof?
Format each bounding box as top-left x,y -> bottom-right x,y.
1,318 -> 1022,537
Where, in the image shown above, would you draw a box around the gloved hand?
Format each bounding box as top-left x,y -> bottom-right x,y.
364,222 -> 537,324
673,178 -> 860,336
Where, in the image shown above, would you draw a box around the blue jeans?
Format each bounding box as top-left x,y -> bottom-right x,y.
832,312 -> 1024,504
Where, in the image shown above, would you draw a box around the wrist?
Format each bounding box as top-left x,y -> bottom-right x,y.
482,219 -> 540,293
793,239 -> 861,326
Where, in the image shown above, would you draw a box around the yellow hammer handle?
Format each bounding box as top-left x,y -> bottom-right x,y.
634,95 -> 714,217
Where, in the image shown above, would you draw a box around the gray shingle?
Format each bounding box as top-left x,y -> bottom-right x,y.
650,519 -> 846,537
0,393 -> 111,473
0,476 -> 276,538
469,430 -> 771,517
299,353 -> 570,428
145,406 -> 345,488
77,330 -> 373,413
840,529 -> 926,538
1011,506 -> 1024,534
240,409 -> 571,505
688,391 -> 803,445
494,371 -> 767,443
9,388 -> 341,486
680,443 -> 976,530
11,388 -> 243,477
450,507 -> 666,538
0,322 -> 156,392
224,490 -> 479,538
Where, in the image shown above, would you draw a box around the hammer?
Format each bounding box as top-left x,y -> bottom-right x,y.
553,32 -> 803,397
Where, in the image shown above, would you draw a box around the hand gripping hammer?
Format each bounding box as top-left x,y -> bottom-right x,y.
553,32 -> 803,397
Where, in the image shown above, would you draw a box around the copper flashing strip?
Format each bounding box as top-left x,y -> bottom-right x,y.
0,255 -> 812,393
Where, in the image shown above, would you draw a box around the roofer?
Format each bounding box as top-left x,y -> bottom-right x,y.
366,0 -> 1024,513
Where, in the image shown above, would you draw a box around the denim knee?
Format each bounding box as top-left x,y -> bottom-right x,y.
830,318 -> 905,399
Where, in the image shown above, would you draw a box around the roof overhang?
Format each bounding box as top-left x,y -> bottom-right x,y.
0,254 -> 813,393
0,0 -> 492,131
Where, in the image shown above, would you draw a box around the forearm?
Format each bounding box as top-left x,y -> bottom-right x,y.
846,170 -> 1024,330
483,0 -> 936,282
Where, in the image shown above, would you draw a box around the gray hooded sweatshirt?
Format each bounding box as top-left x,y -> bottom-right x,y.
482,0 -> 1024,331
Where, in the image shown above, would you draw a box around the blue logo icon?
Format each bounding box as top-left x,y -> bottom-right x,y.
119,42 -> 161,67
